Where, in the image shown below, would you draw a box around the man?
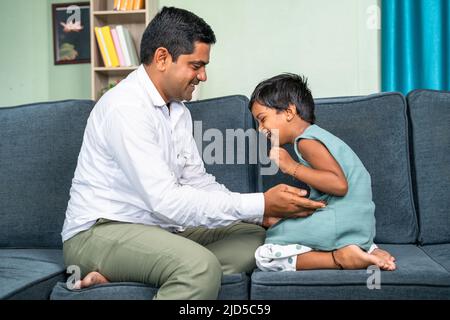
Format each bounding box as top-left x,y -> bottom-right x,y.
62,7 -> 325,300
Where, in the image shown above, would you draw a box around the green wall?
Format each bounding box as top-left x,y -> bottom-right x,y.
0,0 -> 49,107
0,0 -> 90,107
159,0 -> 381,100
47,0 -> 91,103
0,0 -> 380,107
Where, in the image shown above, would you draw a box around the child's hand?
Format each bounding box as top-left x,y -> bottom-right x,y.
269,147 -> 298,175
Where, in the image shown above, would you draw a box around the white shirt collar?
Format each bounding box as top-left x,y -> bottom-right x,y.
137,64 -> 187,124
137,64 -> 167,108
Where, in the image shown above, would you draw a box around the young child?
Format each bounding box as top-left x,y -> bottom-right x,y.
250,73 -> 396,271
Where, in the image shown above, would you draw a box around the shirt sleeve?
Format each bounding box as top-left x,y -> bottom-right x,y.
104,105 -> 264,228
178,130 -> 230,193
179,110 -> 264,225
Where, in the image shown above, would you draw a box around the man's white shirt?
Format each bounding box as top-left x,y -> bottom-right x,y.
61,65 -> 264,242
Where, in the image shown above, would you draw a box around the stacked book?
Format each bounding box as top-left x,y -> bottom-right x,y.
113,0 -> 145,11
94,25 -> 140,68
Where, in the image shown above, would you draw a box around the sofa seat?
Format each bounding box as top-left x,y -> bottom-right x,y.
421,244 -> 450,273
0,247 -> 250,300
50,272 -> 250,300
0,249 -> 65,300
250,244 -> 450,300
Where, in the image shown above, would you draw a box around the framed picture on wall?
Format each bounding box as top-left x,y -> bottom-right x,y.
52,2 -> 90,65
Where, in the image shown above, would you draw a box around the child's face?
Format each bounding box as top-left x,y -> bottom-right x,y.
251,102 -> 290,145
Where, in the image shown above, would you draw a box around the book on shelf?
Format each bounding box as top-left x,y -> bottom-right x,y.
95,25 -> 140,68
125,0 -> 133,11
122,26 -> 140,66
133,0 -> 145,10
115,25 -> 132,66
94,26 -> 120,67
113,0 -> 121,11
110,28 -> 126,66
102,26 -> 120,67
94,27 -> 111,67
113,0 -> 145,11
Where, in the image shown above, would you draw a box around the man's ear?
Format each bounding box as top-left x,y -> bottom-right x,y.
153,47 -> 172,71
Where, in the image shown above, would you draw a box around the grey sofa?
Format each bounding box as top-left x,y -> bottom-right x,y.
0,90 -> 448,300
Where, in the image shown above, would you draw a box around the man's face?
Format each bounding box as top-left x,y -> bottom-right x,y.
164,42 -> 210,102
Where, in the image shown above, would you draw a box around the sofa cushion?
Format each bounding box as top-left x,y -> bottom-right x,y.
186,95 -> 258,193
0,249 -> 65,299
50,272 -> 249,300
421,244 -> 450,273
259,93 -> 418,244
406,89 -> 450,244
251,244 -> 450,299
0,100 -> 94,248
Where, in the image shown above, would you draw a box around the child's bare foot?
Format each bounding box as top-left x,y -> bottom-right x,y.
371,248 -> 396,271
371,248 -> 396,261
73,271 -> 109,289
333,245 -> 395,271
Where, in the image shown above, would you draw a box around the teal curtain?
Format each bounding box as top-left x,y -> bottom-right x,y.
382,0 -> 450,94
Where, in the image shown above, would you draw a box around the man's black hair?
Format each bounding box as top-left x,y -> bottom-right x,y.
249,73 -> 316,124
140,6 -> 216,64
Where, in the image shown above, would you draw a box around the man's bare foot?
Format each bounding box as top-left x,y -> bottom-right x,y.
371,248 -> 396,271
73,271 -> 109,289
333,245 -> 395,271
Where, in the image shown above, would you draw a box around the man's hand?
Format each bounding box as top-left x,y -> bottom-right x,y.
262,210 -> 318,228
262,216 -> 282,228
269,147 -> 298,175
263,184 -> 325,219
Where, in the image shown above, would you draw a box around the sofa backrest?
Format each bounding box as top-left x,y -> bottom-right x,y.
1,93 -> 426,248
0,100 -> 94,248
259,92 -> 419,244
407,89 -> 450,244
186,95 -> 258,193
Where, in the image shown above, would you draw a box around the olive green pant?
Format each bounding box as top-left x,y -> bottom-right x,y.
63,219 -> 265,300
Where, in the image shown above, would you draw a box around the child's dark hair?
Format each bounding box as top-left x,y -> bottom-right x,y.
249,73 -> 315,124
140,7 -> 216,64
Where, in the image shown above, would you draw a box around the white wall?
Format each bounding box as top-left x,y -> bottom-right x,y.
159,0 -> 381,99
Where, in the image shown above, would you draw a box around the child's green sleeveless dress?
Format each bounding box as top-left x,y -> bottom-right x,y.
265,124 -> 376,251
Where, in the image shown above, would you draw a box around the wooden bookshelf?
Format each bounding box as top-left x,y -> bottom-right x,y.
90,0 -> 158,100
